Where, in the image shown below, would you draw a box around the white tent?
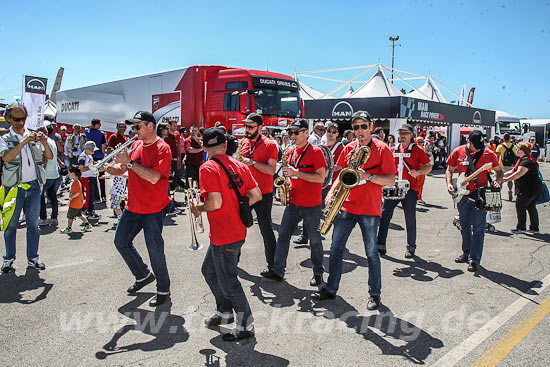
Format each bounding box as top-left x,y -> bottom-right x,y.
299,82 -> 334,100
350,66 -> 403,98
44,100 -> 57,118
406,77 -> 447,103
342,84 -> 355,98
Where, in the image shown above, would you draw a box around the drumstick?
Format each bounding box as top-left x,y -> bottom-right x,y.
402,160 -> 412,172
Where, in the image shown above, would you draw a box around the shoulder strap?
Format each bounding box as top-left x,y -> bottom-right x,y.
211,157 -> 244,201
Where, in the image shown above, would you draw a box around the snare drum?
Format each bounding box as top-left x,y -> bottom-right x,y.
383,180 -> 410,200
483,190 -> 502,212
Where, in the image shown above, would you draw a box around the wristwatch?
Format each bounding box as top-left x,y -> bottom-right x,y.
127,160 -> 135,169
252,160 -> 257,166
368,173 -> 375,182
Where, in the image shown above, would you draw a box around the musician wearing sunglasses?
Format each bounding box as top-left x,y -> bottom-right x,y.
104,111 -> 173,307
239,113 -> 279,276
446,130 -> 503,272
315,111 -> 395,310
262,119 -> 327,287
377,124 -> 432,259
0,104 -> 53,273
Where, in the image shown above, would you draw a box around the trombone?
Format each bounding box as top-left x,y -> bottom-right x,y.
186,178 -> 204,251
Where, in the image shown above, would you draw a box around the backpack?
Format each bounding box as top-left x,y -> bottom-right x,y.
500,144 -> 517,167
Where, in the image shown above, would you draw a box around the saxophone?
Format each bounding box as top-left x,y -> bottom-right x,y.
318,135 -> 371,235
274,146 -> 291,205
236,139 -> 243,160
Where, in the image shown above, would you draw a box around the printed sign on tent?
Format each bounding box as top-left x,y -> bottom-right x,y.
23,75 -> 48,130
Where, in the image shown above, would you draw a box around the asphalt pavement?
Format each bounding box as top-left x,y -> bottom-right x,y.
1,164 -> 549,366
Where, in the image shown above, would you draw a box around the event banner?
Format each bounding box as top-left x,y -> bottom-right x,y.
23,75 -> 48,130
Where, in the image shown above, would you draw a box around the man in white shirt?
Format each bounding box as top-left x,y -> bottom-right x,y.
0,104 -> 53,273
308,121 -> 326,146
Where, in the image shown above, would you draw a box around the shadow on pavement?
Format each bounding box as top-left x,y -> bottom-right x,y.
382,254 -> 463,281
95,293 -> 188,360
477,267 -> 542,297
300,249 -> 368,276
0,267 -> 53,304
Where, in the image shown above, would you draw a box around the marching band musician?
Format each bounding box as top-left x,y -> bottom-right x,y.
446,130 -> 502,272
315,111 -> 395,310
190,128 -> 261,342
377,124 -> 432,258
323,121 -> 345,197
104,111 -> 173,307
262,119 -> 327,287
238,113 -> 279,277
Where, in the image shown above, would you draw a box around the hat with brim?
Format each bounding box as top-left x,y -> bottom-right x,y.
125,111 -> 156,125
84,141 -> 99,151
241,113 -> 263,125
288,119 -> 308,130
203,127 -> 227,148
468,130 -> 485,150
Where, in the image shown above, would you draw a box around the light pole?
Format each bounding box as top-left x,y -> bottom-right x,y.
389,35 -> 400,84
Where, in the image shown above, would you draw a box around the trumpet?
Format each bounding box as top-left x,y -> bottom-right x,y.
90,136 -> 137,174
186,178 -> 204,251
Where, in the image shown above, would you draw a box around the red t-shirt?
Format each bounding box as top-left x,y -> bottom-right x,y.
447,145 -> 499,192
337,138 -> 396,216
164,131 -> 181,159
107,133 -> 127,149
326,142 -> 345,186
126,139 -> 172,214
185,136 -> 204,165
287,143 -> 327,207
391,143 -> 431,191
200,154 -> 258,246
240,135 -> 278,194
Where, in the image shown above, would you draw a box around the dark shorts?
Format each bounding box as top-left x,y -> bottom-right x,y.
67,207 -> 82,219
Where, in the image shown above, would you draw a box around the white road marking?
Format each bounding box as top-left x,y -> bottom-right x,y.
47,259 -> 94,270
432,272 -> 550,367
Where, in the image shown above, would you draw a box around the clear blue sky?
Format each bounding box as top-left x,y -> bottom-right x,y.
1,0 -> 549,118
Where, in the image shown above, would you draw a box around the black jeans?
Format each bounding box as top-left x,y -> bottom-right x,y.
201,240 -> 253,329
186,163 -> 201,186
40,178 -> 59,220
516,192 -> 540,231
252,193 -> 277,268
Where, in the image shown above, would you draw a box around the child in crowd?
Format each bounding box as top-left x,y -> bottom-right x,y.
110,174 -> 127,227
61,165 -> 92,233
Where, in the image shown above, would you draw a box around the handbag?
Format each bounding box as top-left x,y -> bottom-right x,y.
211,157 -> 254,227
536,168 -> 549,205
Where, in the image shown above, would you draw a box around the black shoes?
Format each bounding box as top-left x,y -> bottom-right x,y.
149,293 -> 170,307
313,287 -> 336,301
455,254 -> 468,263
204,313 -> 235,327
404,250 -> 415,259
310,275 -> 323,287
367,296 -> 381,311
293,236 -> 308,245
378,248 -> 387,255
127,272 -> 156,294
260,269 -> 283,282
222,327 -> 255,342
467,262 -> 479,272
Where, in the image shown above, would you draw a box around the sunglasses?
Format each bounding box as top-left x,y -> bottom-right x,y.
244,123 -> 258,129
398,131 -> 412,135
315,126 -> 325,131
11,116 -> 27,122
327,129 -> 338,134
352,124 -> 369,131
288,129 -> 307,136
131,122 -> 150,131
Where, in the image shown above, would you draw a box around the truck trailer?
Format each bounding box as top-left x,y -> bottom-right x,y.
56,65 -> 302,134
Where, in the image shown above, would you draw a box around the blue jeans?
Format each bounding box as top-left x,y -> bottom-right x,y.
114,207 -> 170,294
40,178 -> 59,220
201,240 -> 253,328
3,180 -> 41,261
377,188 -> 418,253
325,211 -> 381,296
457,196 -> 487,265
272,204 -> 324,277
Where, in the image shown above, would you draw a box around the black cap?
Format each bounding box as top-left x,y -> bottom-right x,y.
288,118 -> 309,130
125,111 -> 156,125
241,112 -> 263,125
398,123 -> 414,133
351,110 -> 371,123
203,127 -> 227,147
468,130 -> 485,150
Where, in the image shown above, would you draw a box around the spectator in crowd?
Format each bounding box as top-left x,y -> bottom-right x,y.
503,142 -> 543,234
64,124 -> 86,166
107,122 -> 128,153
39,126 -> 61,226
530,137 -> 540,160
308,121 -> 325,145
1,103 -> 53,273
496,133 -> 519,201
185,125 -> 204,187
85,119 -> 107,201
157,123 -> 169,140
61,165 -> 92,233
372,127 -> 385,142
387,134 -> 396,148
342,130 -> 355,145
79,141 -> 101,219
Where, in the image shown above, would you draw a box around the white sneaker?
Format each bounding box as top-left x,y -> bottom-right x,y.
2,259 -> 15,273
27,257 -> 46,270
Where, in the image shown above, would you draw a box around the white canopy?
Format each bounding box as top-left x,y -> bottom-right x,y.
349,66 -> 403,98
299,82 -> 334,100
44,100 -> 57,118
342,84 -> 355,98
406,77 -> 447,103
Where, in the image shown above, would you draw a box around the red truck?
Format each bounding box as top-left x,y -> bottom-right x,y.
56,65 -> 302,135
